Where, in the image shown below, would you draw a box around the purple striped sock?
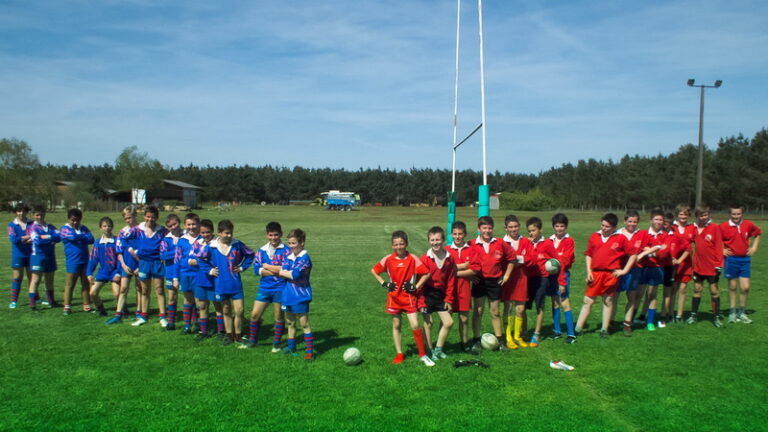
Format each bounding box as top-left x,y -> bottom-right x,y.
11,279 -> 21,302
216,314 -> 225,333
304,333 -> 314,354
182,304 -> 192,326
167,304 -> 176,324
200,317 -> 208,334
249,320 -> 261,343
273,320 -> 285,345
29,292 -> 36,308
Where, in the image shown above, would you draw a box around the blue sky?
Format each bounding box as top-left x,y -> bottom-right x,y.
1,0 -> 766,174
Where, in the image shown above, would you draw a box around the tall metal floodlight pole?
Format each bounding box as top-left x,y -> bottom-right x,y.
687,78 -> 722,208
476,0 -> 490,218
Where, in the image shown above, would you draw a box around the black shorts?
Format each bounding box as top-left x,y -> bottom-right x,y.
472,277 -> 502,301
421,287 -> 448,314
663,266 -> 676,287
693,270 -> 720,285
525,276 -> 549,311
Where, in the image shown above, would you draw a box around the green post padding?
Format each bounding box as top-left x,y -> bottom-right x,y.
446,191 -> 456,243
477,184 -> 490,218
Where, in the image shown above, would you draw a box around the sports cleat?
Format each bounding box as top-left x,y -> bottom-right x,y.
469,341 -> 482,355
549,360 -> 575,371
506,339 -> 519,350
623,326 -> 632,337
271,344 -> 281,353
550,332 -> 563,340
657,320 -> 667,328
181,325 -> 193,335
738,313 -> 753,324
105,316 -> 122,325
63,309 -> 72,316
431,347 -> 448,360
686,313 -> 698,324
673,316 -> 683,324
419,355 -> 436,367
514,338 -> 529,348
392,353 -> 406,364
238,341 -> 256,349
165,322 -> 176,331
599,329 -> 610,339
498,344 -> 509,352
564,336 -> 577,344
131,317 -> 148,327
646,323 -> 656,332
529,334 -> 540,348
728,313 -> 738,323
194,333 -> 211,342
304,352 -> 315,362
713,316 -> 723,328
222,337 -> 233,346
159,318 -> 168,328
633,316 -> 645,325
9,302 -> 17,309
41,300 -> 50,306
98,310 -> 108,317
217,332 -> 227,340
282,347 -> 298,356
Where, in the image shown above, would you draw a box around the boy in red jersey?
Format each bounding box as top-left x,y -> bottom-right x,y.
467,216 -> 516,353
688,205 -> 724,327
446,221 -> 475,352
636,209 -> 671,332
616,210 -> 650,334
575,213 -> 637,339
720,205 -> 761,324
550,213 -> 576,344
371,231 -> 434,367
526,217 -> 558,347
501,215 -> 534,349
672,205 -> 696,322
660,212 -> 689,325
420,226 -> 455,361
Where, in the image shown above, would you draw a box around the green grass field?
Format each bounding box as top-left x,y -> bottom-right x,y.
1,206 -> 766,431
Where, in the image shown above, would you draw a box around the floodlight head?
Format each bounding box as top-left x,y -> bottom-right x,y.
714,80 -> 722,87
687,79 -> 695,86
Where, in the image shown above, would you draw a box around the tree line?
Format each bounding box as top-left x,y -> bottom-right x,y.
1,128 -> 766,211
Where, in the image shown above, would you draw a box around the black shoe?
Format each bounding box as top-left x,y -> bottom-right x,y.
564,336 -> 576,344
599,329 -> 610,339
165,323 -> 176,331
194,333 -> 211,342
181,325 -> 193,335
222,337 -> 233,346
550,332 -> 563,340
63,309 -> 72,316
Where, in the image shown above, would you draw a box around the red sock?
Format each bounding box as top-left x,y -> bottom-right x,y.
412,329 -> 427,357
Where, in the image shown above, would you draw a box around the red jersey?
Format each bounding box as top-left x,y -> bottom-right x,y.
501,235 -> 534,301
619,228 -> 651,268
720,220 -> 761,257
529,237 -> 558,278
639,228 -> 671,268
372,252 -> 428,290
585,231 -> 633,271
673,223 -> 696,278
692,221 -> 723,276
420,249 -> 456,305
550,234 -> 575,286
659,229 -> 682,267
446,242 -> 473,312
468,237 -> 516,279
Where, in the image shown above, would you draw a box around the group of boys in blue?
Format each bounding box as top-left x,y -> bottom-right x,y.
7,204 -> 315,359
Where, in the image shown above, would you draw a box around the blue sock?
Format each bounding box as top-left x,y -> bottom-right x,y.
287,337 -> 297,351
564,310 -> 575,337
647,308 -> 656,325
552,307 -> 562,334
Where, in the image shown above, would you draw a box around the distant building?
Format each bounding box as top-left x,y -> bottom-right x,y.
490,193 -> 500,210
154,179 -> 202,209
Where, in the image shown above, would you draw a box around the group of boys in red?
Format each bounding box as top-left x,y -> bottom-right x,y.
372,205 -> 760,366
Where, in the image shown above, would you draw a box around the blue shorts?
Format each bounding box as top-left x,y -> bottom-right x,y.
30,255 -> 57,273
548,271 -> 571,299
179,275 -> 196,293
282,302 -> 310,314
164,263 -> 176,282
94,269 -> 120,283
138,260 -> 165,281
66,262 -> 87,274
194,284 -> 216,302
724,256 -> 751,279
215,291 -> 244,302
11,256 -> 30,269
617,267 -> 642,292
255,289 -> 282,304
640,266 -> 665,286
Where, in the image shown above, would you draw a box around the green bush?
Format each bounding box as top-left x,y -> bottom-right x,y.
498,188 -> 556,211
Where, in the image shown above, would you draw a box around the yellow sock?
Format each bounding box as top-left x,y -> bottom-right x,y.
514,316 -> 529,347
505,316 -> 513,342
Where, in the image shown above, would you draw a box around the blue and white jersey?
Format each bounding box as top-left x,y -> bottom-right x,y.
117,225 -> 138,268
200,238 -> 255,295
87,236 -> 118,277
161,231 -> 181,276
191,238 -> 214,288
7,219 -> 32,258
123,222 -> 170,261
253,242 -> 291,291
174,233 -> 201,279
281,250 -> 313,306
27,222 -> 60,258
60,224 -> 95,266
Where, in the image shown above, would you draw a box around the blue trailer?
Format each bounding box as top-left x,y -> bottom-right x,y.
321,191 -> 360,211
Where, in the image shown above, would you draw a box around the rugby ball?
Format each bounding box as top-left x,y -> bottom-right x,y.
545,258 -> 561,275
343,347 -> 362,366
480,333 -> 499,351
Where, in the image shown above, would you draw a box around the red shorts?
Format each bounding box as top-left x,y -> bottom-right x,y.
386,290 -> 419,315
585,270 -> 619,297
502,270 -> 528,302
675,257 -> 693,283
452,279 -> 472,312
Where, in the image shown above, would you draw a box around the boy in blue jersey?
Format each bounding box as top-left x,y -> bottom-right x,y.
123,206 -> 169,327
173,213 -> 201,333
161,214 -> 182,330
88,217 -> 120,316
245,222 -> 291,351
60,208 -> 95,315
189,219 -> 219,341
201,220 -> 255,346
261,229 -> 314,360
107,207 -> 140,324
27,205 -> 61,310
8,203 -> 32,308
